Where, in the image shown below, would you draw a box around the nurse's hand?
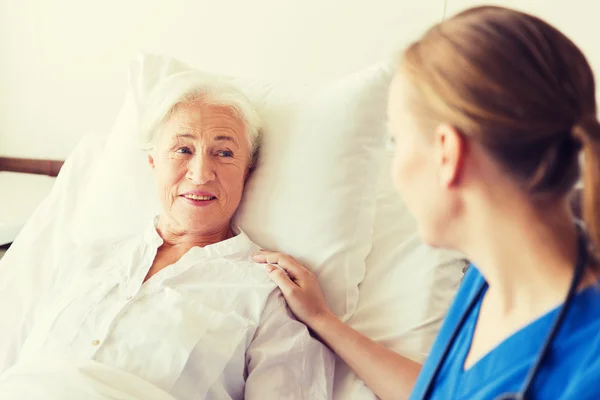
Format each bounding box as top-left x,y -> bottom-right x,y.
253,251 -> 336,327
255,250 -> 422,400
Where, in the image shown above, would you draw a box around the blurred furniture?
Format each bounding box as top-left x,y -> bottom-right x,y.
0,157 -> 62,248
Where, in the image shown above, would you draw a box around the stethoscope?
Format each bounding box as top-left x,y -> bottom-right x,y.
421,227 -> 589,400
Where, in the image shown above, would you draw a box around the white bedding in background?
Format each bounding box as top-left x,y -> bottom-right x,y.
333,152 -> 466,399
0,357 -> 176,400
351,152 -> 465,361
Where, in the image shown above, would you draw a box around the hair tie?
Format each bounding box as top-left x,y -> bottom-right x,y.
572,117 -> 600,145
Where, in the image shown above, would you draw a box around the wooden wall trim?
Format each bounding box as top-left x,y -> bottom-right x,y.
0,157 -> 64,177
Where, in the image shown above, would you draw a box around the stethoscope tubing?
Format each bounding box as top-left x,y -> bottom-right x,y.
421,227 -> 589,400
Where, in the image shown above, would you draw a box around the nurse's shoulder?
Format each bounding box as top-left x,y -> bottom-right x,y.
558,285 -> 600,399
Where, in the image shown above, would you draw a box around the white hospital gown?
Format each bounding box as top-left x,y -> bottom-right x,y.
0,221 -> 334,399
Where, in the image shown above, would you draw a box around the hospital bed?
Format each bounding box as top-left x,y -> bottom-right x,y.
0,54 -> 467,399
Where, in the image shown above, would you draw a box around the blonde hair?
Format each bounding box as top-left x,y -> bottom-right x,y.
400,6 -> 600,261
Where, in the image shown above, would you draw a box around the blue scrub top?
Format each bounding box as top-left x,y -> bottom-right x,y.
410,266 -> 600,399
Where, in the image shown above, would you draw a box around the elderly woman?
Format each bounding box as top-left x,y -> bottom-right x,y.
0,80 -> 334,399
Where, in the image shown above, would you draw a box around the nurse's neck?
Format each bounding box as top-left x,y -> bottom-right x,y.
460,194 -> 582,316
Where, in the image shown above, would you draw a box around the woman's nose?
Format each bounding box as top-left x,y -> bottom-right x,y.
187,154 -> 216,184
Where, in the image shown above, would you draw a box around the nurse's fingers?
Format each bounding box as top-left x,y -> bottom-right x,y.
264,262 -> 333,325
264,263 -> 298,296
253,251 -> 311,281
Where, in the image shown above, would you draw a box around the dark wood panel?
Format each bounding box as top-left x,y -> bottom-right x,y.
0,157 -> 64,177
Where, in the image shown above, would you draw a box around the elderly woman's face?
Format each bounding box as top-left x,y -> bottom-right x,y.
148,102 -> 250,235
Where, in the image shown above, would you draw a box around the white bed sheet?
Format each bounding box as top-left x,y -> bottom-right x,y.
0,357 -> 176,400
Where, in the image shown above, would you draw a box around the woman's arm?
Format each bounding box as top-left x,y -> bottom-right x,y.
253,252 -> 422,400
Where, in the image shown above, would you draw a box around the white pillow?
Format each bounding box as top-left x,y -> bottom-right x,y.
1,133 -> 107,270
333,151 -> 467,398
0,134 -> 106,373
71,54 -> 392,320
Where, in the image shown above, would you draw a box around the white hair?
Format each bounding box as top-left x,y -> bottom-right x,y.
139,72 -> 262,166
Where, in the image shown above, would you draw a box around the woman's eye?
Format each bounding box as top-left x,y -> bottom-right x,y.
176,147 -> 192,154
217,150 -> 233,157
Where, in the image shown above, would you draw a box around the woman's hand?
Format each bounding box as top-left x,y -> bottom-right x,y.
253,251 -> 335,327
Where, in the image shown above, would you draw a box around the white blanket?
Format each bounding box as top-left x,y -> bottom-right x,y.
0,357 -> 176,400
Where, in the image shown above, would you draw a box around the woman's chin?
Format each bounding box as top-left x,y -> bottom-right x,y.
417,225 -> 444,249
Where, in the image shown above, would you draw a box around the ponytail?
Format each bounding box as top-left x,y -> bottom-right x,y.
400,5 -> 600,262
573,118 -> 600,263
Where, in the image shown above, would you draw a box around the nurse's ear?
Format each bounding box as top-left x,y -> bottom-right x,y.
434,123 -> 467,189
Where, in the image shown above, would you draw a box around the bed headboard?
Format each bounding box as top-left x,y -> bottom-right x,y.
0,157 -> 64,177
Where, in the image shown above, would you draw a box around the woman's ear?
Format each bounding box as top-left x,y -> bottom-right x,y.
148,152 -> 156,170
245,163 -> 254,182
435,123 -> 467,188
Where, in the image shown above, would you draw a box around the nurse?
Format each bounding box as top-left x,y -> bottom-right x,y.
254,5 -> 600,399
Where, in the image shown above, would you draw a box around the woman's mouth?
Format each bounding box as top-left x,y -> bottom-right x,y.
179,192 -> 218,207
182,193 -> 217,201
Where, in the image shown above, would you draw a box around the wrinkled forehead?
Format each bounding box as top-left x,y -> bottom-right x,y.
161,101 -> 249,147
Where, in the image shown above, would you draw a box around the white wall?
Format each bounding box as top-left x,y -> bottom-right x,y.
0,0 -> 445,159
3,0 -> 599,159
